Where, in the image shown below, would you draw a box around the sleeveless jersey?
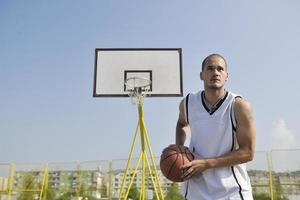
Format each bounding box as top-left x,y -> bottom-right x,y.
182,90 -> 253,200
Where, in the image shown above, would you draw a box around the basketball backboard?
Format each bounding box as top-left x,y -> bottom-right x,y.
93,48 -> 183,97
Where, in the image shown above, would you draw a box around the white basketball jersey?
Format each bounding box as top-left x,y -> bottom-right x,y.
182,90 -> 253,200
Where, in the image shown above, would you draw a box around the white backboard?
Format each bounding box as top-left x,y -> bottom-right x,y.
93,48 -> 183,97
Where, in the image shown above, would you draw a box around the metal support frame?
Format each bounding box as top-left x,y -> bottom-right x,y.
7,163 -> 15,200
40,163 -> 49,200
118,96 -> 164,200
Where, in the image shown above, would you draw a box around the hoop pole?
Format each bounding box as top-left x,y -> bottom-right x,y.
144,153 -> 161,200
40,163 -> 48,200
138,97 -> 164,200
124,153 -> 143,200
118,122 -> 140,200
144,124 -> 165,200
142,151 -> 146,200
120,94 -> 165,200
138,97 -> 146,200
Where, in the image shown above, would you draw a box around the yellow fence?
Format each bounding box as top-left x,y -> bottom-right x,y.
0,150 -> 299,200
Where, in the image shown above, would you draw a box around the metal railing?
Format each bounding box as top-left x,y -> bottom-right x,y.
0,149 -> 299,200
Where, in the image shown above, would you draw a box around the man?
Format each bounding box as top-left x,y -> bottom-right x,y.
176,54 -> 256,199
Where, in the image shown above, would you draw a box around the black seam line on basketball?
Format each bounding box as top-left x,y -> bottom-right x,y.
185,93 -> 190,124
184,148 -> 194,161
183,149 -> 188,161
164,146 -> 182,153
161,148 -> 189,170
162,147 -> 178,154
167,150 -> 180,179
184,149 -> 193,175
161,152 -> 181,162
231,166 -> 244,200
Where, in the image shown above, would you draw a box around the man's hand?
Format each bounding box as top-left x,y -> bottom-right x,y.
180,155 -> 207,181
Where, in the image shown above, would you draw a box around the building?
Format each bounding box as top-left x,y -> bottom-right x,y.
13,169 -> 106,199
111,168 -> 175,199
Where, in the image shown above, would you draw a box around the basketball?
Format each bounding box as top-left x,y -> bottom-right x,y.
160,145 -> 194,182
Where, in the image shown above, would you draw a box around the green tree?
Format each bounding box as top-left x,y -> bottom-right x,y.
152,188 -> 164,200
128,186 -> 140,200
253,193 -> 271,200
56,191 -> 72,200
41,187 -> 56,200
17,172 -> 58,200
273,178 -> 288,200
17,173 -> 39,200
164,183 -> 184,200
57,184 -> 97,200
253,177 -> 288,200
77,184 -> 97,200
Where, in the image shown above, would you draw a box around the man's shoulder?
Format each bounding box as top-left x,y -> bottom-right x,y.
234,97 -> 252,114
179,90 -> 202,109
186,90 -> 202,98
226,90 -> 241,98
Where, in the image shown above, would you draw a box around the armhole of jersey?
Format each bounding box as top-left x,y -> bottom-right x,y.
231,96 -> 242,131
184,93 -> 190,125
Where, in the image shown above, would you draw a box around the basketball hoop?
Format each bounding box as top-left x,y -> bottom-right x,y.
125,77 -> 152,104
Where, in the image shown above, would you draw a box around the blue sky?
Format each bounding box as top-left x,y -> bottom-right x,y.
1,0 -> 300,163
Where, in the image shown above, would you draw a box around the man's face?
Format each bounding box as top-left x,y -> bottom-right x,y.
200,56 -> 228,89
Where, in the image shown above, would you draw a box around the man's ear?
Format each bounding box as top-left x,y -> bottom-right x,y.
200,72 -> 203,80
226,73 -> 229,81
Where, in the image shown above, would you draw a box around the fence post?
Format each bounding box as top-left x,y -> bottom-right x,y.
109,160 -> 113,200
7,163 -> 15,200
267,151 -> 274,200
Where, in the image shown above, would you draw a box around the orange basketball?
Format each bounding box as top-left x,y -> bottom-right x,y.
160,145 -> 194,182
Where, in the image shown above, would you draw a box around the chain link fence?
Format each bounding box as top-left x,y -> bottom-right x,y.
1,149 -> 299,200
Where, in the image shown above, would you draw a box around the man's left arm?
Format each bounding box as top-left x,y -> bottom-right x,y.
182,98 -> 256,180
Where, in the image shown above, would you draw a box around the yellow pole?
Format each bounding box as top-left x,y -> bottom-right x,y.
40,163 -> 49,200
7,163 -> 14,200
124,153 -> 143,200
118,122 -> 140,200
268,151 -> 274,200
142,152 -> 146,200
144,124 -> 165,200
120,94 -> 165,200
138,97 -> 164,200
138,99 -> 147,200
144,153 -> 160,200
109,161 -> 113,200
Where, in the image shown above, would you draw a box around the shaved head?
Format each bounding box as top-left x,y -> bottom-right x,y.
201,54 -> 227,71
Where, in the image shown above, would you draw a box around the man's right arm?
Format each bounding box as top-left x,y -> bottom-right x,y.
176,99 -> 189,145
